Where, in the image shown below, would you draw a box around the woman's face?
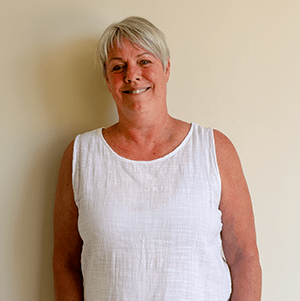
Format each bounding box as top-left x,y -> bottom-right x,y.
105,38 -> 170,114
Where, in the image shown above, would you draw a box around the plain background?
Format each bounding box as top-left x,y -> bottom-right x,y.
1,0 -> 300,300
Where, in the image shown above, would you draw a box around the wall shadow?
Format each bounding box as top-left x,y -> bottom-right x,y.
39,38 -> 118,133
34,38 -> 117,300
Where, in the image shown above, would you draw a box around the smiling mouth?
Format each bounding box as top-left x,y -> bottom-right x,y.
123,87 -> 150,94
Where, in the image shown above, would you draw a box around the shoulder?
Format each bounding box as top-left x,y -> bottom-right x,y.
213,129 -> 236,154
213,129 -> 248,204
75,128 -> 102,143
63,140 -> 74,160
213,129 -> 241,173
72,129 -> 103,157
57,141 -> 75,188
213,130 -> 250,213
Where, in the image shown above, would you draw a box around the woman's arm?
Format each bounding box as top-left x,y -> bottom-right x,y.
214,130 -> 262,301
53,141 -> 84,300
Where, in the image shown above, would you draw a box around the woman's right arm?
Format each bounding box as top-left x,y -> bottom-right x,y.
53,141 -> 84,300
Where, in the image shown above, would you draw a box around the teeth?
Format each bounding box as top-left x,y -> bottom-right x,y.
126,88 -> 147,94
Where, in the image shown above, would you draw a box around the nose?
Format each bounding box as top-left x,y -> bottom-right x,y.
124,64 -> 140,83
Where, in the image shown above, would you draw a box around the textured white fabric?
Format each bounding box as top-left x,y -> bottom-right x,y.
72,123 -> 232,301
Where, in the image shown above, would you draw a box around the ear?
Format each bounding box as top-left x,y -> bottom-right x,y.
165,58 -> 171,82
105,75 -> 112,93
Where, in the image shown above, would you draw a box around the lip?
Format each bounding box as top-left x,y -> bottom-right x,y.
122,87 -> 151,95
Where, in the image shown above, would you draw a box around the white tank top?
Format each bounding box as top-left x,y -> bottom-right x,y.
72,123 -> 232,301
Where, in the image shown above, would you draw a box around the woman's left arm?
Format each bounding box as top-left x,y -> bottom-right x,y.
214,130 -> 262,301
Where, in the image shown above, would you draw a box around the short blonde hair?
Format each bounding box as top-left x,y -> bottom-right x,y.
96,16 -> 170,77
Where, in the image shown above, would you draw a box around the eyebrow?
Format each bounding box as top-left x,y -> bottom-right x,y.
137,52 -> 151,57
108,52 -> 152,63
108,57 -> 123,63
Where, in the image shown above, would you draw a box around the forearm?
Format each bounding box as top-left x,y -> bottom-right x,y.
53,267 -> 84,301
229,255 -> 262,301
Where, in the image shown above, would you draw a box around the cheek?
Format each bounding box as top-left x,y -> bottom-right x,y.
141,70 -> 158,85
145,67 -> 167,81
143,68 -> 155,77
107,76 -> 122,93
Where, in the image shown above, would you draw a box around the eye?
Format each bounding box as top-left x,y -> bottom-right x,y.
112,64 -> 125,72
139,59 -> 151,66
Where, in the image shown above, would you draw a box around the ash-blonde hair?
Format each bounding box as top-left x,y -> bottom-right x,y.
96,16 -> 170,77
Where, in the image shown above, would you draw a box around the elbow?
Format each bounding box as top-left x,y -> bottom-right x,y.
53,247 -> 82,278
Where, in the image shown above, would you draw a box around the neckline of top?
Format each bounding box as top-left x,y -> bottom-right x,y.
97,123 -> 194,164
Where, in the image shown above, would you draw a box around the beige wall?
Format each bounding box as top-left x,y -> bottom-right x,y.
1,0 -> 299,300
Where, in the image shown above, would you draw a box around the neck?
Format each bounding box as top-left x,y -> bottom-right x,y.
102,113 -> 191,161
115,110 -> 175,145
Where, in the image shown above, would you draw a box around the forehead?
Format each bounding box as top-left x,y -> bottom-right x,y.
107,38 -> 154,61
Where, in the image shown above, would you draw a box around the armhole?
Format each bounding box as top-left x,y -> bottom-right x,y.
211,128 -> 229,264
210,128 -> 222,204
72,134 -> 80,208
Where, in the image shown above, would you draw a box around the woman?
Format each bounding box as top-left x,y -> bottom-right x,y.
53,16 -> 261,300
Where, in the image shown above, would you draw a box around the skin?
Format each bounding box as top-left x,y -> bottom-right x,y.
53,38 -> 261,300
103,39 -> 190,160
53,141 -> 83,301
215,130 -> 262,300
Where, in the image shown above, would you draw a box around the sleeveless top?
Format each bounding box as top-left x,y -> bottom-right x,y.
72,123 -> 232,301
